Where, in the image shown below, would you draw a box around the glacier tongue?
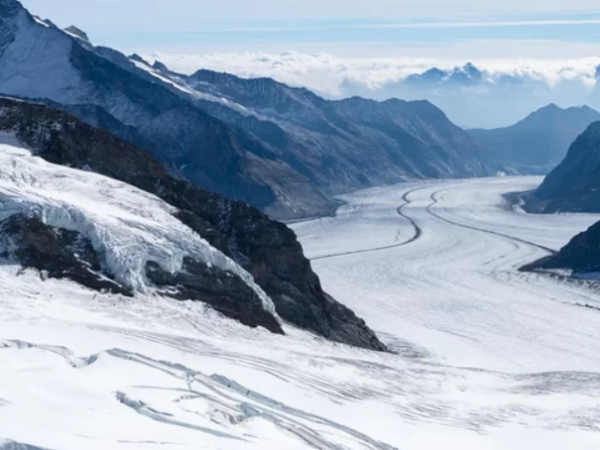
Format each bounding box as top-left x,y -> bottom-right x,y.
0,133 -> 277,316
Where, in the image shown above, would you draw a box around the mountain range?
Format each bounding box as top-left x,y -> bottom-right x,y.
469,104 -> 600,174
339,62 -> 600,129
0,0 -> 506,220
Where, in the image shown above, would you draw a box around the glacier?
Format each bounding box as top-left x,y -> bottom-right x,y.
2,173 -> 600,449
0,133 -> 277,315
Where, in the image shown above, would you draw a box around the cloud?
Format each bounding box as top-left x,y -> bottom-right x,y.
143,50 -> 600,127
146,50 -> 600,94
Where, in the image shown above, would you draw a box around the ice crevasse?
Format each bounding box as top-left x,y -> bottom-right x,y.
0,133 -> 278,317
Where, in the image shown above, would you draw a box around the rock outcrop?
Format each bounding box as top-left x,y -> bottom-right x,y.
522,221 -> 600,276
0,214 -> 132,296
146,259 -> 283,334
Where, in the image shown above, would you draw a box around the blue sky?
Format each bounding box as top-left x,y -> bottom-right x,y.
20,0 -> 600,58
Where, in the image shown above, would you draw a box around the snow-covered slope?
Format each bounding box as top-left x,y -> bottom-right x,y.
0,132 -> 278,320
3,177 -> 600,449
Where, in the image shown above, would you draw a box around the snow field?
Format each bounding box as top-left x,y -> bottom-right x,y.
1,170 -> 600,448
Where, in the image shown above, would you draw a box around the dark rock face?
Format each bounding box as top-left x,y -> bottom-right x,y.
0,214 -> 132,296
522,221 -> 600,275
146,259 -> 283,334
0,97 -> 387,351
525,121 -> 600,213
470,104 -> 600,174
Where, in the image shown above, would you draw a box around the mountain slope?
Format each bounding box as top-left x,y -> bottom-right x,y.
0,0 -> 334,219
0,0 -> 506,219
0,130 -> 282,334
525,121 -> 600,213
469,104 -> 600,174
0,96 -> 386,351
184,69 -> 508,188
523,220 -> 600,279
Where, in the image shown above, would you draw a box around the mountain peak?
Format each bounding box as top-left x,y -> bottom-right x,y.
64,25 -> 90,43
542,102 -> 560,110
152,60 -> 170,72
129,53 -> 151,67
530,103 -> 600,119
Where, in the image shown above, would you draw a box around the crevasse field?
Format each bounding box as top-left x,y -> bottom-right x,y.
2,144 -> 600,449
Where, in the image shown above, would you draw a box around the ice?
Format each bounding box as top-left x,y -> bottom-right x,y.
2,175 -> 600,449
0,134 -> 276,315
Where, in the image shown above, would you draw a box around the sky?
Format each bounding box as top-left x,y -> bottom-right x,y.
20,0 -> 600,57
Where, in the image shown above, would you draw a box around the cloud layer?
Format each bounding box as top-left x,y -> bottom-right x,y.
144,51 -> 600,127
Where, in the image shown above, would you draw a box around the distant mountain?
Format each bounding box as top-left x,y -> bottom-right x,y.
180,69 -> 507,187
0,96 -> 386,351
404,63 -> 484,89
340,62 -> 560,129
469,104 -> 600,174
524,121 -> 600,213
523,221 -> 600,280
0,0 -> 506,219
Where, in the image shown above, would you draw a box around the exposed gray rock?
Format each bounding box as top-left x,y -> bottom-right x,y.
0,0 -> 334,219
146,259 -> 283,334
522,221 -> 600,276
188,70 -> 510,199
0,214 -> 132,296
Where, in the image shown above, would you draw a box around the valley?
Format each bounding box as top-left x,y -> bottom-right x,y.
3,177 -> 600,449
294,177 -> 600,372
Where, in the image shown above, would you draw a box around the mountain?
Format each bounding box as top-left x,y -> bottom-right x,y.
340,63 -> 555,129
180,69 -> 507,186
524,121 -> 600,213
469,104 -> 600,174
339,62 -> 599,129
0,0 -> 334,219
523,220 -> 600,280
0,96 -> 386,352
0,0 -> 505,219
